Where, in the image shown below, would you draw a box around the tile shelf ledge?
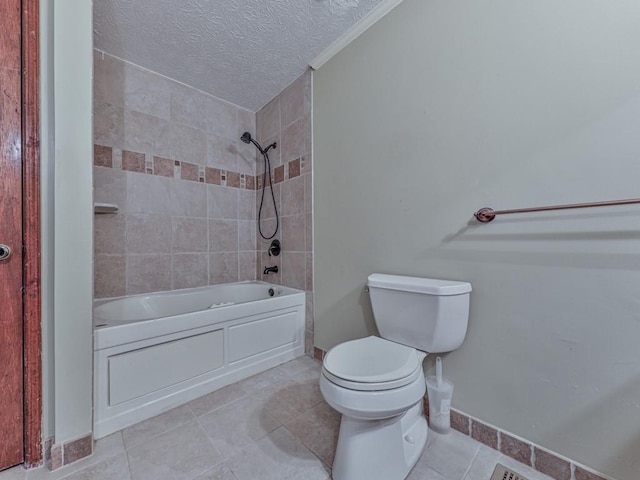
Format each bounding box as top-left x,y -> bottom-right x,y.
94,203 -> 119,214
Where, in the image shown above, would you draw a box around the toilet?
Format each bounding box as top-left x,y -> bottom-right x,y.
320,273 -> 472,480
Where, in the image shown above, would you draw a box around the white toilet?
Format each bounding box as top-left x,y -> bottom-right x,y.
320,273 -> 472,480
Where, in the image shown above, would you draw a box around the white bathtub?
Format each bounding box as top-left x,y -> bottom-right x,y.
93,281 -> 305,439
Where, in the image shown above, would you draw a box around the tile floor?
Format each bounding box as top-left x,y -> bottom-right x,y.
1,356 -> 553,480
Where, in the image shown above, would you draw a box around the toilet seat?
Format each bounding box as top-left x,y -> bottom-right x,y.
323,336 -> 426,391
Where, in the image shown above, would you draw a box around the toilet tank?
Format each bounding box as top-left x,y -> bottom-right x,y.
367,274 -> 472,353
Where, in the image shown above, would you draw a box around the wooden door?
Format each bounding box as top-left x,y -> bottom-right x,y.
0,0 -> 25,470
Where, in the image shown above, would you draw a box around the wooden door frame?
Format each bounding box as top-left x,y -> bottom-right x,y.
21,0 -> 42,468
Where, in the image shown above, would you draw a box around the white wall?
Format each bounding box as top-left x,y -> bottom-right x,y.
51,0 -> 94,442
313,0 -> 640,478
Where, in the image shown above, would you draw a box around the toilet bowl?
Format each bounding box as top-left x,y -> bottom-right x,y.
321,336 -> 428,480
320,274 -> 472,480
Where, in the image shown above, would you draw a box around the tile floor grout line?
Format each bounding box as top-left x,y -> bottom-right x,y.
189,390 -> 251,419
122,439 -> 134,480
460,445 -> 482,480
123,414 -> 198,453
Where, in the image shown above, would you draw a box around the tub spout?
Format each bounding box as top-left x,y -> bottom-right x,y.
263,265 -> 278,275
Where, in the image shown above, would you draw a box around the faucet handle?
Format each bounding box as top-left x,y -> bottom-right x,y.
268,239 -> 281,257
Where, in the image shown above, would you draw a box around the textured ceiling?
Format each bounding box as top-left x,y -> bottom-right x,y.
94,0 -> 383,111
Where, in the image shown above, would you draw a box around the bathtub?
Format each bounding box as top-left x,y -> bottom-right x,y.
93,281 -> 305,439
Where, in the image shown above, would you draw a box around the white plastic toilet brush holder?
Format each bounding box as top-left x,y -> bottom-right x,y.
426,357 -> 453,434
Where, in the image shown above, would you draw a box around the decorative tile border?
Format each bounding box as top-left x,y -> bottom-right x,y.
313,346 -> 613,480
45,433 -> 93,471
94,144 -> 306,191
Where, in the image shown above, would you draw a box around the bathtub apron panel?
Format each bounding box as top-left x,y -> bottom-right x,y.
93,282 -> 305,439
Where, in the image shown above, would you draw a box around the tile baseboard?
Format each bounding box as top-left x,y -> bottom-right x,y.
45,433 -> 93,471
313,346 -> 612,480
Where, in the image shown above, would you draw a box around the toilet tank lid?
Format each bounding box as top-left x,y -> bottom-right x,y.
367,274 -> 471,295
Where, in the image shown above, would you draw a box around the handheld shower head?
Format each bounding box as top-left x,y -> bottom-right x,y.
240,132 -> 277,155
241,132 -> 252,144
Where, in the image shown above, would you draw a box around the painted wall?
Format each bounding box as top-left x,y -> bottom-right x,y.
40,0 -> 55,441
93,52 -> 258,297
52,0 -> 94,443
313,0 -> 640,478
256,71 -> 314,354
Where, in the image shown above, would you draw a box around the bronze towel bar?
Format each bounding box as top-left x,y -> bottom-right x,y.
474,197 -> 640,223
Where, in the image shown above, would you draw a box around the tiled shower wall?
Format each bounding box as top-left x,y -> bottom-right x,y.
255,71 -> 314,354
93,50 -> 259,297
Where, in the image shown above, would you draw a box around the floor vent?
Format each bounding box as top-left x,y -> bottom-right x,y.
490,463 -> 530,480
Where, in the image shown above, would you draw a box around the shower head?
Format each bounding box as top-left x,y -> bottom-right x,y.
240,132 -> 277,155
241,132 -> 252,144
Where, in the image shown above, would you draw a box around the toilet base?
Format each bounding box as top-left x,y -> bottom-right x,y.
332,401 -> 428,480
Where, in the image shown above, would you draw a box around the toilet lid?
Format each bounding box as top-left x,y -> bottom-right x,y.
323,336 -> 424,386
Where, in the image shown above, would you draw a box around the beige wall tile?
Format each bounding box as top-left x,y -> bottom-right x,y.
122,109 -> 171,157
207,133 -> 238,171
238,189 -> 255,220
257,183 -> 280,220
258,97 -> 280,142
169,123 -> 207,166
172,217 -> 208,253
209,253 -> 239,285
94,101 -> 124,147
282,252 -> 306,290
281,117 -> 305,163
94,51 -> 125,107
209,219 -> 239,252
207,185 -> 238,219
126,254 -> 172,294
170,83 -> 237,139
305,253 -> 313,292
280,75 -> 305,128
95,213 -> 126,255
172,254 -> 209,290
124,62 -> 172,120
125,214 -> 172,254
238,220 -> 256,252
95,255 -> 126,298
281,176 -> 304,216
126,172 -> 173,214
282,214 -> 306,252
237,108 -> 255,137
171,181 -> 207,217
305,212 -> 313,251
238,252 -> 257,282
94,166 -> 127,212
260,251 -> 281,284
304,171 -> 312,213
